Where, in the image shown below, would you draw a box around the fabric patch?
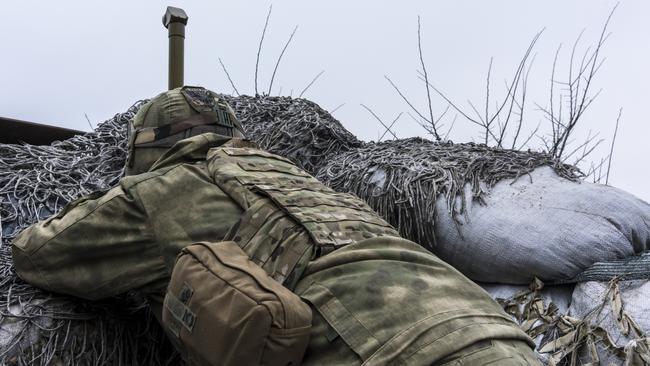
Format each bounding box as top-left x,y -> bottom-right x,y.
165,293 -> 196,332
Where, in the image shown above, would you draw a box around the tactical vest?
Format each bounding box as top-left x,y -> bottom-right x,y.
206,141 -> 399,290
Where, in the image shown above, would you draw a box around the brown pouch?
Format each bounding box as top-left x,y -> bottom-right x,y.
163,241 -> 312,366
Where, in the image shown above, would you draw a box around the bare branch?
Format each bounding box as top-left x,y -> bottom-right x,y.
255,5 -> 273,96
385,75 -> 432,125
218,58 -> 240,96
467,100 -> 485,125
549,44 -> 562,144
562,131 -> 602,163
573,130 -> 595,166
330,103 -> 345,115
417,16 -> 440,140
84,113 -> 93,130
415,73 -> 500,142
379,112 -> 403,142
361,104 -> 398,140
496,31 -> 543,147
298,70 -> 325,98
414,29 -> 542,148
517,121 -> 541,150
554,4 -> 617,158
444,114 -> 458,141
511,53 -> 536,149
434,104 -> 451,127
268,25 -> 299,95
485,57 -> 493,129
605,108 -> 622,185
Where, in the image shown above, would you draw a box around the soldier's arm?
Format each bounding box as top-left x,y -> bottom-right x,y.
12,184 -> 166,301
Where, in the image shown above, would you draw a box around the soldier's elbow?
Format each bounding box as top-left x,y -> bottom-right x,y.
12,244 -> 54,292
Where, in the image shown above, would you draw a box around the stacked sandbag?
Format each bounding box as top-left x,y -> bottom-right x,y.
3,93 -> 650,364
433,166 -> 650,284
565,280 -> 650,365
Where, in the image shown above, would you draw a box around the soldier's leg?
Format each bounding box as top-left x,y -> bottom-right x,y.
437,339 -> 539,365
295,236 -> 537,365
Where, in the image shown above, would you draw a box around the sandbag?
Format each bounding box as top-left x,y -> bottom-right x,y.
434,166 -> 650,284
568,280 -> 650,365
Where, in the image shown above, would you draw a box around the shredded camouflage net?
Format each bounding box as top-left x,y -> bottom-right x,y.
313,137 -> 581,248
0,102 -> 180,365
0,94 -> 634,364
497,278 -> 649,365
223,96 -> 581,249
220,95 -> 363,174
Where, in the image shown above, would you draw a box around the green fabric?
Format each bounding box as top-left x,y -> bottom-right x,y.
206,143 -> 400,289
295,237 -> 536,365
12,133 -> 243,300
127,87 -> 244,176
13,132 -> 536,364
437,339 -> 540,365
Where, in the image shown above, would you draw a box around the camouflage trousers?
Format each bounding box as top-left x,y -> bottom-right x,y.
438,340 -> 539,366
292,236 -> 538,365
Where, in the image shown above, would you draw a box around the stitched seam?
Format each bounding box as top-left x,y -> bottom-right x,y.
311,283 -> 380,358
363,311 -> 515,364
402,322 -> 519,362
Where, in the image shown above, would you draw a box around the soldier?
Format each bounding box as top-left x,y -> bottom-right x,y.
12,87 -> 539,365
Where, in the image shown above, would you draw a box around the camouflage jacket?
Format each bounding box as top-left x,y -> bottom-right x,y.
13,133 -> 534,365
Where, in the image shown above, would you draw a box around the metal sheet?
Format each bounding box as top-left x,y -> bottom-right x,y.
0,117 -> 85,145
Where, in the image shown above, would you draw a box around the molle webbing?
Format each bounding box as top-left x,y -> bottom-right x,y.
207,145 -> 399,286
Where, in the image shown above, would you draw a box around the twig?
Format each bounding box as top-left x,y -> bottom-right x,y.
84,114 -> 94,131
385,75 -> 432,126
218,58 -> 240,96
416,73 -> 500,143
268,25 -> 299,95
330,103 -> 345,114
511,54 -> 536,149
605,108 -> 622,185
517,121 -> 541,150
360,104 -> 398,140
484,58 -> 493,144
298,70 -> 324,98
255,5 -> 273,96
549,44 -> 562,146
444,114 -> 458,141
553,5 -> 617,158
379,113 -> 403,142
417,16 -> 440,140
562,132 -> 603,164
496,31 -> 543,147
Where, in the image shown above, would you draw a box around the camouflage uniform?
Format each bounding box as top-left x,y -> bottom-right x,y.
13,88 -> 538,365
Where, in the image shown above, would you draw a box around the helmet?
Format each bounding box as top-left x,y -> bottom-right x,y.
126,86 -> 245,175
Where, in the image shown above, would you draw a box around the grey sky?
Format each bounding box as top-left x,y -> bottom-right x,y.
1,1 -> 648,201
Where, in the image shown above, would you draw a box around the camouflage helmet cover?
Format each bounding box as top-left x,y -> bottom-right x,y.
126,86 -> 245,175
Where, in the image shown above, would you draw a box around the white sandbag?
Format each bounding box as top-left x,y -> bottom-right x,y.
568,280 -> 650,365
433,166 -> 650,284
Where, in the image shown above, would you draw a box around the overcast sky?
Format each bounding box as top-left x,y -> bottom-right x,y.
1,1 -> 648,201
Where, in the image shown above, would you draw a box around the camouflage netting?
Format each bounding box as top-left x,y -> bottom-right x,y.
221,95 -> 363,174
0,94 -> 642,364
222,95 -> 581,249
0,102 -> 180,365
